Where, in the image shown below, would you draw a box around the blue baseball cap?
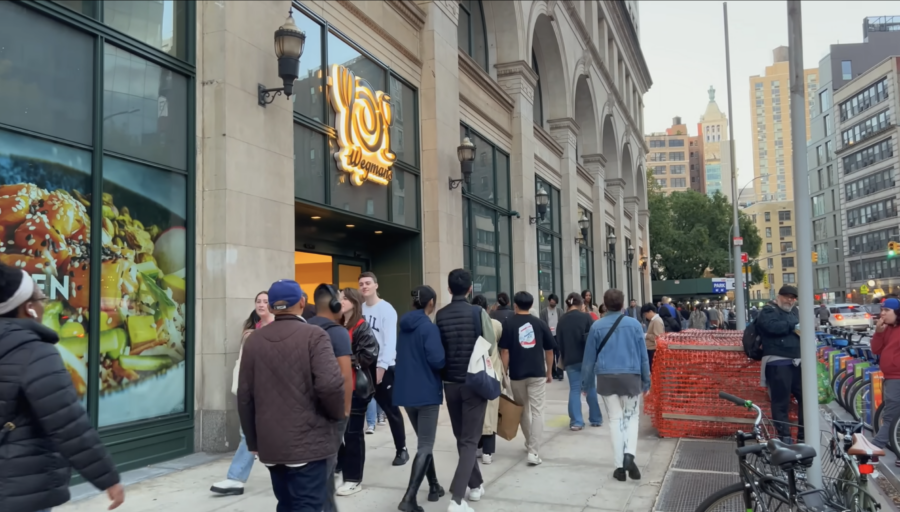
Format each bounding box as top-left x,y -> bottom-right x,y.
883,298 -> 900,311
268,280 -> 304,310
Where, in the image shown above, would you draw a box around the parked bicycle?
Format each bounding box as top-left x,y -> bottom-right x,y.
694,392 -> 845,512
821,419 -> 882,512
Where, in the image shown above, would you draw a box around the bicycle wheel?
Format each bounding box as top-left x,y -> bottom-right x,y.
889,413 -> 900,456
833,369 -> 850,408
693,483 -> 753,512
873,403 -> 884,433
841,376 -> 858,411
848,380 -> 870,423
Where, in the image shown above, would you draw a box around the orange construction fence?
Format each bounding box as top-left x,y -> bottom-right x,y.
646,329 -> 799,439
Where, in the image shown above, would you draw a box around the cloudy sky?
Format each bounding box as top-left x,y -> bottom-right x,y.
639,1 -> 889,189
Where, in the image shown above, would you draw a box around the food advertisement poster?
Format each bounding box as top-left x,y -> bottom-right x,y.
0,129 -> 187,427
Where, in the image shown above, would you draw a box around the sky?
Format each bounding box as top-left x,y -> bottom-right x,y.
639,1 -> 889,189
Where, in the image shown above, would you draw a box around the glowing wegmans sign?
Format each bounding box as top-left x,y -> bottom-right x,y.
329,64 -> 396,186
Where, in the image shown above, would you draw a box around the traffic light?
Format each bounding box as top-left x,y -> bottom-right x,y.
812,251 -> 818,263
741,252 -> 749,264
889,241 -> 900,257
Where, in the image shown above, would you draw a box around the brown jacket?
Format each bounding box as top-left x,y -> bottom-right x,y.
238,315 -> 345,465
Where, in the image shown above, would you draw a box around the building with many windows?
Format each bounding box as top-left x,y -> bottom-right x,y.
645,117 -> 696,194
746,201 -> 797,302
749,47 -> 818,203
0,0 -> 651,468
835,56 -> 900,302
699,86 -> 733,201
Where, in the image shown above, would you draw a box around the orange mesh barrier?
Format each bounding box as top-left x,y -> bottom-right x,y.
645,329 -> 799,439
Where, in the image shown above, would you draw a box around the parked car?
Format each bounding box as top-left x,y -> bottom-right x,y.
864,303 -> 882,317
827,303 -> 873,331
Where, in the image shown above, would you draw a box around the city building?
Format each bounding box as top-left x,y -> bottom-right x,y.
808,17 -> 900,303
749,46 -> 818,203
745,201 -> 797,301
699,86 -> 733,201
0,0 -> 651,469
646,117 -> 696,194
835,56 -> 900,303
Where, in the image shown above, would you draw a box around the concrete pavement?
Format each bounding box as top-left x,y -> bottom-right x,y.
59,380 -> 676,512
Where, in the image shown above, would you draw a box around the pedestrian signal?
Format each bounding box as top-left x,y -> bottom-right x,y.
812,252 -> 818,263
889,241 -> 900,257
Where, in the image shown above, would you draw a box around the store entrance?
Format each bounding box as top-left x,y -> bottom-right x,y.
294,252 -> 369,293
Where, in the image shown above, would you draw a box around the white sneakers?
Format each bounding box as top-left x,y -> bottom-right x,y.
527,453 -> 542,466
468,484 -> 485,502
334,472 -> 343,491
336,481 -> 362,496
365,425 -> 375,435
447,499 -> 476,512
210,479 -> 244,495
481,454 -> 492,465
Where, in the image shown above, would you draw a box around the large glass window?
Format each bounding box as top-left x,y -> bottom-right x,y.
458,0 -> 487,72
461,124 -> 512,302
292,8 -> 421,228
536,177 -> 562,311
0,1 -> 194,430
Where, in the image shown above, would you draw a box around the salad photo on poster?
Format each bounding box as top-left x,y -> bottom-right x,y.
0,129 -> 187,427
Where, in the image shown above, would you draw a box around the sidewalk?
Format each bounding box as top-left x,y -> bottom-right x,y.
59,380 -> 677,512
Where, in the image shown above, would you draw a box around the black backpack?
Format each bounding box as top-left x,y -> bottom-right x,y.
742,322 -> 763,361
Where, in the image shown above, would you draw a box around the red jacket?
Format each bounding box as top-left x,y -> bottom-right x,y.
872,325 -> 900,379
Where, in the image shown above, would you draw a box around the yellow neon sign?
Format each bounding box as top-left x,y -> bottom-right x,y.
329,64 -> 396,186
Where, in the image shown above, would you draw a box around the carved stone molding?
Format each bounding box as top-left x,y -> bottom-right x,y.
582,153 -> 607,167
459,94 -> 512,140
458,48 -> 515,113
386,0 -> 426,30
547,117 -> 581,135
495,61 -> 538,105
434,0 -> 459,24
577,162 -> 595,185
336,0 -> 421,67
605,177 -> 626,193
534,124 -> 564,158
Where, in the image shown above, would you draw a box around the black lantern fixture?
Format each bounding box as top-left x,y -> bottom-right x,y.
626,244 -> 636,265
578,211 -> 590,240
605,232 -> 617,257
529,186 -> 550,224
450,137 -> 476,190
258,10 -> 306,106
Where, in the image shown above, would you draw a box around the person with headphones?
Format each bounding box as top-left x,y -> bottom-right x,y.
308,283 -> 355,512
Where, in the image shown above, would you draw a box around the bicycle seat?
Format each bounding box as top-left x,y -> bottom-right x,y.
848,433 -> 885,457
767,439 -> 817,468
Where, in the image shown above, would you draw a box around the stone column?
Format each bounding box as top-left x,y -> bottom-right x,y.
624,196 -> 640,303
496,61 -> 539,295
197,0 -> 296,452
605,179 -> 626,293
583,154 -> 606,294
639,208 -> 652,303
420,0 -> 463,307
548,118 -> 581,294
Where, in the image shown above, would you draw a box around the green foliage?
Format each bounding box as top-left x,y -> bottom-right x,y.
648,186 -> 762,280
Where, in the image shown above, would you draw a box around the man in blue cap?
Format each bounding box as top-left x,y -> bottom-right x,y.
237,279 -> 346,512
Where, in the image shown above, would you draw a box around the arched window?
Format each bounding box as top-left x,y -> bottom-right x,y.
458,1 -> 487,71
532,50 -> 543,126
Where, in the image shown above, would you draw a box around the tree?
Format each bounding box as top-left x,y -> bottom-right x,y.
648,179 -> 762,281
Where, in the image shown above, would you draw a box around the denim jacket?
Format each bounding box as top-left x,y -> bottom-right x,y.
580,312 -> 651,392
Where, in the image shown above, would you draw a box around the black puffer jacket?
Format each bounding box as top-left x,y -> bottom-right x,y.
0,319 -> 119,511
756,304 -> 801,358
350,319 -> 379,402
435,296 -> 480,383
490,305 -> 514,324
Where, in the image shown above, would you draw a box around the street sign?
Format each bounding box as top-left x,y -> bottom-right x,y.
712,281 -> 727,293
860,284 -> 869,295
733,237 -> 743,246
741,253 -> 749,264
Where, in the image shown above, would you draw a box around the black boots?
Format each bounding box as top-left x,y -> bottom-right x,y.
426,456 -> 445,502
613,467 -> 627,481
623,453 -> 641,480
399,453 -> 431,512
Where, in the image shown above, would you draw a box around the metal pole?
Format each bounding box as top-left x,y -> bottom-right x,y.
723,2 -> 746,331
787,0 -> 821,487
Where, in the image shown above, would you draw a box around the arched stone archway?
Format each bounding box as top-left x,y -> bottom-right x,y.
574,76 -> 599,160
621,143 -> 635,198
481,0 -> 525,68
530,13 -> 569,125
601,114 -> 619,182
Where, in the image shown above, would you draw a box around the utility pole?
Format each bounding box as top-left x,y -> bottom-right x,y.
787,0 -> 822,487
723,2 -> 746,330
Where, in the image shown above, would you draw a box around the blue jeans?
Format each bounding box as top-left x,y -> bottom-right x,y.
566,365 -> 602,427
268,459 -> 328,512
366,399 -> 383,426
227,430 -> 255,482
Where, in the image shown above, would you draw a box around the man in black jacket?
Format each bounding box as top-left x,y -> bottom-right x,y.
435,269 -> 489,511
755,285 -> 802,443
0,266 -> 124,511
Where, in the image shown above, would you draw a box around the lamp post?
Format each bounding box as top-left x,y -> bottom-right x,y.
450,137 -> 476,190
605,233 -> 617,289
258,10 -> 306,106
529,186 -> 550,225
626,244 -> 636,301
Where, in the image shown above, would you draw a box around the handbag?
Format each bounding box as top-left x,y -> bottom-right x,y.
466,306 -> 501,401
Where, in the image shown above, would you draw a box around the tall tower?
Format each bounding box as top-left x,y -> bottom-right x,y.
749,47 -> 819,203
699,86 -> 732,201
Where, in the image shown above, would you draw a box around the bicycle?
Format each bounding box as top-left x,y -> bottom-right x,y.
694,392 -> 846,512
821,419 -> 882,512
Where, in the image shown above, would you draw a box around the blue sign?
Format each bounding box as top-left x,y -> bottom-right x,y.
712,281 -> 727,293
